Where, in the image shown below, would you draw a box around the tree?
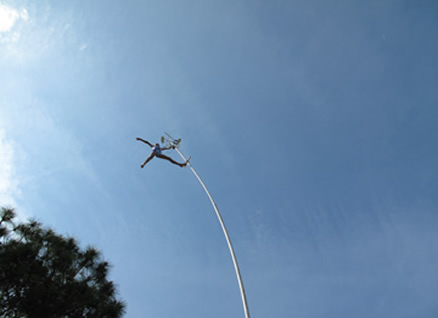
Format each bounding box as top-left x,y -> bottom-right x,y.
0,207 -> 125,317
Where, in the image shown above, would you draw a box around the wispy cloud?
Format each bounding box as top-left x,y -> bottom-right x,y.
0,130 -> 20,207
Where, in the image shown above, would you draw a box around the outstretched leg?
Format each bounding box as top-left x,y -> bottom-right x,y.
141,153 -> 155,168
156,154 -> 186,167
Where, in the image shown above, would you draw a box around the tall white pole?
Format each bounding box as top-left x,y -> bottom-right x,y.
174,147 -> 250,318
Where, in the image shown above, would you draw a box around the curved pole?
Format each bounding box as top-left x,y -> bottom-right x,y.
174,147 -> 250,318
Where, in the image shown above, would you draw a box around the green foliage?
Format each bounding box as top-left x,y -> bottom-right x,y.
0,208 -> 125,317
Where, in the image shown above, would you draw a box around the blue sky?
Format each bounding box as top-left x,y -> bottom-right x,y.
1,0 -> 437,317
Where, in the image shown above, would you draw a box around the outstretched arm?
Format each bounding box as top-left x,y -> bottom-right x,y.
136,137 -> 153,147
161,146 -> 172,151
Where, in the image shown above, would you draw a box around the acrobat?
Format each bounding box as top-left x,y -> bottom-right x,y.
136,137 -> 188,168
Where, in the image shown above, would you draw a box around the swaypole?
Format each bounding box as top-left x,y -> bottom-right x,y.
163,133 -> 250,318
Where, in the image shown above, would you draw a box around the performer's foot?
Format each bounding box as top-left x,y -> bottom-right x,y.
141,164 -> 145,168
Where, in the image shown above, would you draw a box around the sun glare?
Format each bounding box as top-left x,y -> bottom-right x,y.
0,4 -> 28,33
